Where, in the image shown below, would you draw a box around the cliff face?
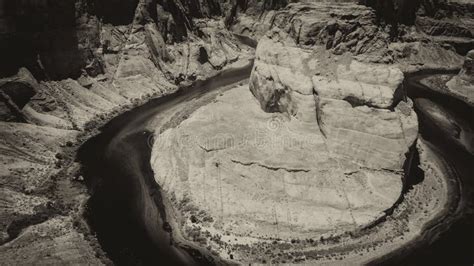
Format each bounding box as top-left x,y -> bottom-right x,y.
233,0 -> 472,72
0,0 -> 259,125
2,0 -> 471,80
360,0 -> 474,54
0,0 -> 296,126
0,0 -> 228,80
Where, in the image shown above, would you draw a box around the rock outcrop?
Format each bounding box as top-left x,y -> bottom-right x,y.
151,11 -> 421,263
231,0 -> 473,71
446,50 -> 474,106
250,29 -> 417,168
0,68 -> 38,122
233,1 -> 390,60
152,83 -> 411,261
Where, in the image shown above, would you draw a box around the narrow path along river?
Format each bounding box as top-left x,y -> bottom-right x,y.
78,62 -> 473,265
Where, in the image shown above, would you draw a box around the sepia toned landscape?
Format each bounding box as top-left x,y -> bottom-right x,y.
0,0 -> 473,265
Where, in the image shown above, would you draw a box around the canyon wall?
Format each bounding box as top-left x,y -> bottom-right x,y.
0,0 -> 253,264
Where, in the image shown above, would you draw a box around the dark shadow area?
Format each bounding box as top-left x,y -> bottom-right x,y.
197,47 -> 209,64
0,0 -> 88,80
1,82 -> 36,108
90,0 -> 138,25
402,145 -> 425,192
359,0 -> 421,39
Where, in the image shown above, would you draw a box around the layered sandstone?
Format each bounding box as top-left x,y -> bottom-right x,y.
232,0 -> 473,71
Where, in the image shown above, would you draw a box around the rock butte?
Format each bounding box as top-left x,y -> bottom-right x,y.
152,84 -> 410,237
151,27 -> 418,255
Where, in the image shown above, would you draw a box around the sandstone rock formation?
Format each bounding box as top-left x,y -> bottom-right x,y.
149,1 -> 474,264
250,29 -> 418,168
232,0 -> 473,71
151,15 -> 421,259
152,83 -> 410,242
446,50 -> 474,106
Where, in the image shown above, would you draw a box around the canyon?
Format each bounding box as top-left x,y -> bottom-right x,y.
0,0 -> 473,265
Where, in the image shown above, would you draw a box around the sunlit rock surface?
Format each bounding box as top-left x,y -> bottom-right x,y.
151,12 -> 421,261
151,81 -> 413,250
251,29 -> 418,170
446,50 -> 474,107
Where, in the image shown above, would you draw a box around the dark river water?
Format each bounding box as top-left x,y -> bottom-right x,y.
78,65 -> 473,265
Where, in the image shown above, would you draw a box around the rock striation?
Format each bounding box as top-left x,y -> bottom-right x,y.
250,29 -> 418,169
232,0 -> 473,71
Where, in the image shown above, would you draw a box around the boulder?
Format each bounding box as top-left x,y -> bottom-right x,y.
0,68 -> 38,122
